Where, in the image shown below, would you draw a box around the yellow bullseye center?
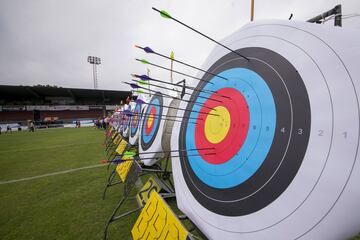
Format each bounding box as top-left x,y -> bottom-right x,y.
147,114 -> 154,128
204,106 -> 231,144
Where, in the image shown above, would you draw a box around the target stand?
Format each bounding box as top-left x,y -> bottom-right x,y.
104,132 -> 122,156
131,191 -> 190,240
102,138 -> 133,199
103,160 -> 176,240
103,129 -> 119,151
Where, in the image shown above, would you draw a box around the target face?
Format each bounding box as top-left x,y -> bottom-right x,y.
130,103 -> 142,139
141,93 -> 163,151
180,47 -> 311,215
171,20 -> 360,239
121,104 -> 131,138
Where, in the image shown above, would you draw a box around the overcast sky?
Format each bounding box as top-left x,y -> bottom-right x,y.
0,0 -> 359,91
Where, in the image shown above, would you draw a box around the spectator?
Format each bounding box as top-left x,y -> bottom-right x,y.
18,122 -> 22,131
6,124 -> 12,134
102,118 -> 106,130
0,125 -> 2,135
29,121 -> 35,132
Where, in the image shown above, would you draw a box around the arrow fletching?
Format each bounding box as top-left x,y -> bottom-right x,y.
130,83 -> 140,89
139,80 -> 148,85
123,151 -> 136,157
144,47 -> 154,53
139,74 -> 151,80
139,59 -> 149,64
159,9 -> 171,19
112,158 -> 125,165
135,90 -> 145,94
123,109 -> 132,117
136,99 -> 145,105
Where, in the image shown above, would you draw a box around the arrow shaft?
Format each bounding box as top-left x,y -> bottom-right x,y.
133,74 -> 230,99
124,82 -> 217,112
132,79 -> 222,103
136,58 -> 213,84
131,101 -> 218,116
129,147 -> 214,156
136,45 -> 228,80
152,7 -> 249,61
136,152 -> 216,161
123,111 -> 203,120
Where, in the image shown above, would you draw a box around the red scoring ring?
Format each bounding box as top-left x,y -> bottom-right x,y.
145,106 -> 156,136
132,110 -> 139,128
195,88 -> 249,164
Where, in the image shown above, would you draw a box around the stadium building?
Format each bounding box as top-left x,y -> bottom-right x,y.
0,85 -> 131,129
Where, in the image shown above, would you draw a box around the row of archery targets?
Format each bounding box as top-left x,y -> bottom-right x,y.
101,6 -> 360,240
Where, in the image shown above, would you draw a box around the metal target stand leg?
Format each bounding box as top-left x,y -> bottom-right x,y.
103,161 -> 142,240
102,143 -> 133,200
102,169 -> 121,200
177,215 -> 208,240
151,154 -> 175,194
103,156 -> 177,239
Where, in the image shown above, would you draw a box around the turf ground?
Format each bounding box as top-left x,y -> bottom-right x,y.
0,127 -> 359,240
0,127 -> 140,240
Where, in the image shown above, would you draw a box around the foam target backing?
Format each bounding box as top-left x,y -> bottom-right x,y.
170,20 -> 360,240
122,104 -> 131,138
162,99 -> 181,153
129,102 -> 145,145
117,106 -> 125,134
139,92 -> 171,166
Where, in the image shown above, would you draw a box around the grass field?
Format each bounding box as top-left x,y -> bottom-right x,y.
0,127 -> 140,240
0,127 -> 359,240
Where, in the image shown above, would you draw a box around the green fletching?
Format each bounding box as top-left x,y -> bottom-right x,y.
123,151 -> 136,157
170,51 -> 174,60
135,90 -> 145,94
140,59 -> 149,64
139,80 -> 148,85
160,10 -> 171,19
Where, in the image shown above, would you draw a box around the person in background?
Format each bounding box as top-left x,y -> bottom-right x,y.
0,125 -> 2,135
18,122 -> 22,131
6,124 -> 12,134
29,121 -> 35,132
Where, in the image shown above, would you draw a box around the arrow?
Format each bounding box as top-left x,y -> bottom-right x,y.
125,147 -> 214,157
125,82 -> 217,112
135,45 -> 228,80
119,109 -> 203,121
134,99 -> 218,116
134,152 -> 216,161
102,151 -> 216,164
100,157 -> 126,165
120,113 -> 198,124
152,7 -> 249,61
136,58 -> 213,84
131,79 -> 223,103
132,74 -> 230,99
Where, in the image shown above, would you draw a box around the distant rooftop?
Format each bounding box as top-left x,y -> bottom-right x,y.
0,85 -> 131,105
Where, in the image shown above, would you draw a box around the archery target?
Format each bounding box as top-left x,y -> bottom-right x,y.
117,105 -> 125,134
139,92 -> 171,166
122,104 -> 131,138
162,99 -> 181,153
129,102 -> 144,145
170,20 -> 360,240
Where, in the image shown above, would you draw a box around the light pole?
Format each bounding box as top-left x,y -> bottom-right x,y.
87,56 -> 101,89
